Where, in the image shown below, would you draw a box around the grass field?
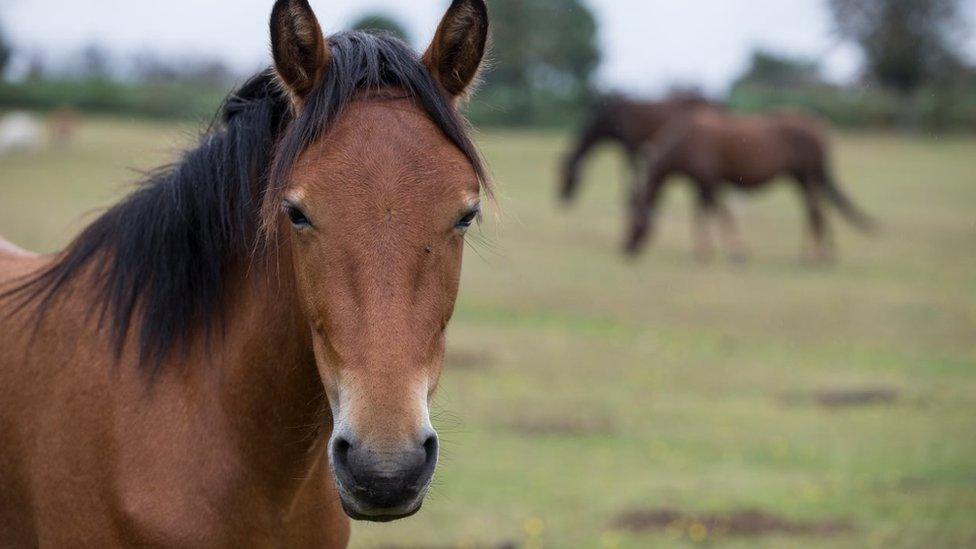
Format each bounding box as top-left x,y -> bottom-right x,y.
1,117 -> 974,548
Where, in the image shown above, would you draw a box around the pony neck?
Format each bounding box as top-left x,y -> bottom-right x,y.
179,241 -> 326,501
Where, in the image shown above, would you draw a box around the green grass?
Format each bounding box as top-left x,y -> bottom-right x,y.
1,118 -> 974,548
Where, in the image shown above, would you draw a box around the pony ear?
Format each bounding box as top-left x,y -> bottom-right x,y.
270,0 -> 331,104
422,0 -> 489,98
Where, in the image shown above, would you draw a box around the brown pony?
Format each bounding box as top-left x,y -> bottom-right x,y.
561,96 -> 874,262
0,0 -> 489,546
624,108 -> 876,261
559,94 -> 723,203
559,95 -> 751,259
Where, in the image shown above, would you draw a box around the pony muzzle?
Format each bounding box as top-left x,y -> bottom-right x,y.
328,428 -> 439,522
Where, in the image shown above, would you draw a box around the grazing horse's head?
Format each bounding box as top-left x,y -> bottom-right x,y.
559,103 -> 615,204
558,95 -> 636,204
267,0 -> 488,522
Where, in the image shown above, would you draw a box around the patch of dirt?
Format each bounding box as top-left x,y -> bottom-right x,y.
892,476 -> 933,491
505,415 -> 616,437
611,508 -> 853,538
815,386 -> 900,408
445,348 -> 496,371
780,385 -> 902,408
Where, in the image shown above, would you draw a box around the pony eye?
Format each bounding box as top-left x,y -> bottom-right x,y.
455,207 -> 480,232
283,203 -> 311,229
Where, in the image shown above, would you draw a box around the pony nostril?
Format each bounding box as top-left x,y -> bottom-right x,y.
422,434 -> 439,468
332,436 -> 352,469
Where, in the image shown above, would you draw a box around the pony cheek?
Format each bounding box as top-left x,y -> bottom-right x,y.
310,329 -> 342,413
440,253 -> 464,309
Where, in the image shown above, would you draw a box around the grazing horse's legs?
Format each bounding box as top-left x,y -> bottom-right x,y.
691,183 -> 747,263
625,168 -> 669,256
692,184 -> 717,263
625,148 -> 645,208
798,176 -> 834,263
712,200 -> 748,262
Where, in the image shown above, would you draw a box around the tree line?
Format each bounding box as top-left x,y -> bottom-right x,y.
1,0 -> 973,130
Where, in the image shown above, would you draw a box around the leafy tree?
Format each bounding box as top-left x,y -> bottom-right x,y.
79,44 -> 111,80
828,0 -> 965,93
734,50 -> 823,89
476,0 -> 601,125
350,13 -> 410,45
0,22 -> 11,78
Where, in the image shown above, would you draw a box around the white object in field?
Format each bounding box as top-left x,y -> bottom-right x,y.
0,112 -> 45,153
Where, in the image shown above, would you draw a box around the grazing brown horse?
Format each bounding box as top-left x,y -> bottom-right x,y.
559,94 -> 723,202
0,0 -> 489,546
624,108 -> 875,261
559,95 -> 750,258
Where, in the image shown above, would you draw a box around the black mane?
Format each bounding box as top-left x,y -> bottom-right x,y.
3,31 -> 487,373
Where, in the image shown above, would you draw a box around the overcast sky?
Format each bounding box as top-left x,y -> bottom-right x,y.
4,0 -> 976,95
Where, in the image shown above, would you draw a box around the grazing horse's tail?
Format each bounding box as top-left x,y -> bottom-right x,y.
821,176 -> 878,234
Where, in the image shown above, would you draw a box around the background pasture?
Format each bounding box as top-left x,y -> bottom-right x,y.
1,117 -> 973,547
